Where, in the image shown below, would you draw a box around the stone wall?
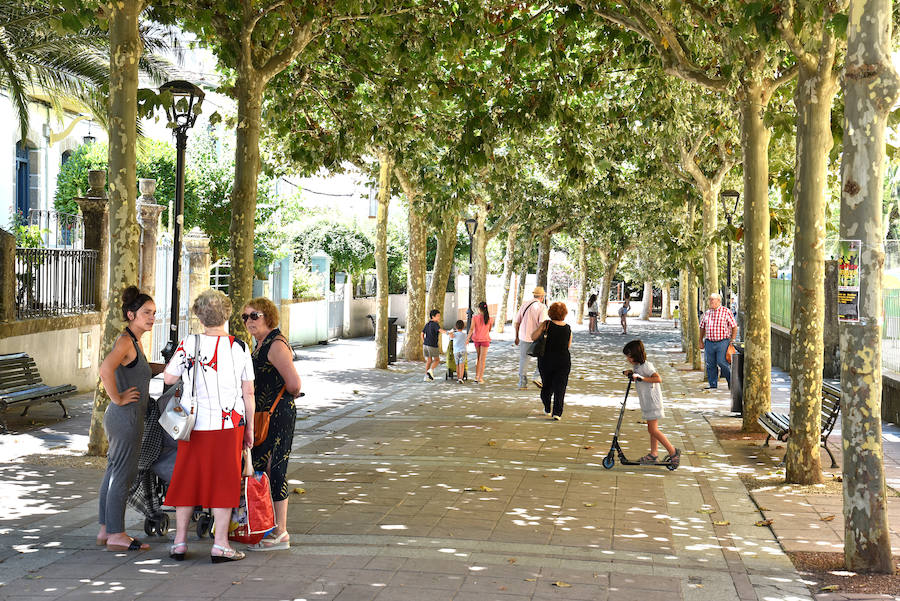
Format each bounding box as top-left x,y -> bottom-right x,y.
770,323 -> 900,426
0,313 -> 102,390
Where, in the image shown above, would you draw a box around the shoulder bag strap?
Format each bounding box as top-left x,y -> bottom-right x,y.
188,335 -> 199,415
268,386 -> 286,417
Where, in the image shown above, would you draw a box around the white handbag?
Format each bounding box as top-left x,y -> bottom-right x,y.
158,335 -> 199,441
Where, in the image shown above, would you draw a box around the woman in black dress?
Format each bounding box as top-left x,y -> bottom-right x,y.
531,302 -> 573,420
241,297 -> 301,551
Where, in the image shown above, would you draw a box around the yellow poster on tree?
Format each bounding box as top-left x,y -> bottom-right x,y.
838,240 -> 860,322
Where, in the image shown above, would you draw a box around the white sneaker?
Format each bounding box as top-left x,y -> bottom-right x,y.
427,370 -> 434,380
457,379 -> 463,384
424,374 -> 431,381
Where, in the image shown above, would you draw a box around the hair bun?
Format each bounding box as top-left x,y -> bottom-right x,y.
122,285 -> 140,306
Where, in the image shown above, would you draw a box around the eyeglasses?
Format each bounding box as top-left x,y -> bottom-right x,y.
241,311 -> 264,322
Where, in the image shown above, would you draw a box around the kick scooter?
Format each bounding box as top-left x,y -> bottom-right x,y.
601,374 -> 678,471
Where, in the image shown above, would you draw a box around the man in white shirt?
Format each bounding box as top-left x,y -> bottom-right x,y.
514,286 -> 549,390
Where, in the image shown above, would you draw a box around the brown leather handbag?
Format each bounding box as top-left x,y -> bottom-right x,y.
253,386 -> 285,447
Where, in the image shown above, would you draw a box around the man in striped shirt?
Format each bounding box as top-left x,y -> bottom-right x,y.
699,293 -> 738,390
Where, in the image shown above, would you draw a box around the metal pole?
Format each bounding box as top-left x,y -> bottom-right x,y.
161,130 -> 187,362
726,214 -> 733,307
467,241 -> 473,330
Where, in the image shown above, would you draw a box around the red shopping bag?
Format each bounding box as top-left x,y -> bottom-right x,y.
228,471 -> 275,544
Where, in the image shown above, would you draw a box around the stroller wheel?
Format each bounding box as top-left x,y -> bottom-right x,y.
196,513 -> 212,538
144,517 -> 155,536
602,455 -> 615,470
155,512 -> 170,536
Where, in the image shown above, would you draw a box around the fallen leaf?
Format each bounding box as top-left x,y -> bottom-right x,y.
479,485 -> 494,492
821,515 -> 835,522
832,474 -> 843,482
713,520 -> 730,526
584,503 -> 595,507
498,586 -> 507,591
292,488 -> 306,495
507,558 -> 516,564
583,445 -> 593,450
552,581 -> 571,588
820,585 -> 839,592
353,390 -> 360,394
524,578 -> 537,582
757,506 -> 769,511
487,440 -> 497,447
755,519 -> 774,527
696,509 -> 715,514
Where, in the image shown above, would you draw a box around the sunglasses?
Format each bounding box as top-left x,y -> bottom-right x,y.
241,311 -> 264,322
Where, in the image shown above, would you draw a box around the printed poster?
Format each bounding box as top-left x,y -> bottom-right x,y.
838,239 -> 860,323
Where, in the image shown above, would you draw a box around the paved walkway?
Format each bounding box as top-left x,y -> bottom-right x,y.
0,320 -> 896,600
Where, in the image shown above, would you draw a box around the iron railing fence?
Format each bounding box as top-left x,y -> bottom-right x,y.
14,247 -> 98,319
27,209 -> 84,249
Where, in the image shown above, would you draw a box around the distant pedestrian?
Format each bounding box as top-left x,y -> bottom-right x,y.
422,309 -> 445,381
468,301 -> 494,383
672,304 -> 679,329
699,292 -> 738,390
451,320 -> 468,383
97,286 -> 155,552
587,293 -> 599,334
532,302 -> 572,420
619,298 -> 630,334
622,339 -> 679,467
514,286 -> 549,389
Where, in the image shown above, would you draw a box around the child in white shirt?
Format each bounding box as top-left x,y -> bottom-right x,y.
623,339 -> 680,468
451,320 -> 468,383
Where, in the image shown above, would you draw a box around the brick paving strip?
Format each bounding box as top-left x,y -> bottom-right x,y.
0,321 -> 827,600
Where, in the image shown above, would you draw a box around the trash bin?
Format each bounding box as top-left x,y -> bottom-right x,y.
387,317 -> 398,364
730,342 -> 744,414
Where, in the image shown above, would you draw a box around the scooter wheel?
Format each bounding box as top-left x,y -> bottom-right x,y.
143,517 -> 154,536
602,455 -> 615,469
666,462 -> 678,471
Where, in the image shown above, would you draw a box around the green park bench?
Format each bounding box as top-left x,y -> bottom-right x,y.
758,381 -> 841,469
0,353 -> 76,433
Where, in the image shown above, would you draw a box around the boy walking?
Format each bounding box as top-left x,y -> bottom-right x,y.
422,309 -> 444,381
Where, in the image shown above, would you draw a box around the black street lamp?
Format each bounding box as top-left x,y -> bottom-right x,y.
464,218 -> 477,330
720,189 -> 740,310
160,80 -> 204,363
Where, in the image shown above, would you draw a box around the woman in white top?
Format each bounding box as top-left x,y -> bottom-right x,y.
587,293 -> 599,334
163,289 -> 255,563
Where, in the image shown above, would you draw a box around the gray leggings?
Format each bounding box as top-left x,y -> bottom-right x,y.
98,403 -> 142,534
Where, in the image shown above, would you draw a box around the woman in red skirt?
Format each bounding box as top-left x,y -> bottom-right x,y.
163,289 -> 255,562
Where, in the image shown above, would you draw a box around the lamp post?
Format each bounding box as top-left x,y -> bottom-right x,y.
720,189 -> 740,310
465,218 -> 477,330
160,80 -> 204,363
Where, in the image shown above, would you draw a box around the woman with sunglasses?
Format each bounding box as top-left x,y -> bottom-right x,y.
241,298 -> 301,551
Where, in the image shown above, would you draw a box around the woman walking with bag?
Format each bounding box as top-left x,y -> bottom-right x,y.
97,286 -> 155,552
241,297 -> 301,551
163,289 -> 255,563
531,302 -> 572,420
467,301 -> 494,384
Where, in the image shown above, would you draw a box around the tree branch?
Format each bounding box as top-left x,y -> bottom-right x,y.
776,0 -> 817,71
488,4 -> 553,40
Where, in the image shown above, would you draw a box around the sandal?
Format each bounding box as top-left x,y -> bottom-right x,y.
246,531 -> 290,552
169,542 -> 187,561
106,538 -> 150,552
211,544 -> 245,563
638,454 -> 659,465
665,448 -> 681,469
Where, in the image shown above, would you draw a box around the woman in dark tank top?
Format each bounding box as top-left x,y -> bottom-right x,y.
531,301 -> 573,420
96,286 -> 155,552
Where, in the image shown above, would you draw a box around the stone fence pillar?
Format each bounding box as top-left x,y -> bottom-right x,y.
183,228 -> 210,333
137,179 -> 165,295
75,170 -> 109,313
0,228 -> 15,322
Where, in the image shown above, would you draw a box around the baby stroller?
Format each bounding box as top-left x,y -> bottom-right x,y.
445,338 -> 468,381
128,391 -> 213,538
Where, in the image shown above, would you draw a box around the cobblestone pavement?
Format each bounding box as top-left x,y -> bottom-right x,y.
0,319 -> 891,600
